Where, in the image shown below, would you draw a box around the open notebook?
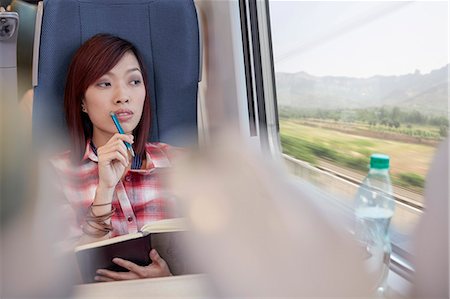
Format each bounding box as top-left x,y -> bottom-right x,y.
75,218 -> 193,283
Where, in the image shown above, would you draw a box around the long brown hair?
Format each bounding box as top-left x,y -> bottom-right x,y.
64,33 -> 151,162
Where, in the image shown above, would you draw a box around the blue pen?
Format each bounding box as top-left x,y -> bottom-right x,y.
110,112 -> 135,157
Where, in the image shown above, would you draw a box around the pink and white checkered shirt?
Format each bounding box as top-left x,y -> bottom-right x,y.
51,142 -> 179,240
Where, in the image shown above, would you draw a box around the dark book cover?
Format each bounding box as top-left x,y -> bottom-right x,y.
75,230 -> 196,284
76,233 -> 152,283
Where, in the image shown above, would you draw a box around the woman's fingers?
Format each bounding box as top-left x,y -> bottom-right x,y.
99,141 -> 129,164
95,268 -> 137,281
112,258 -> 146,277
99,139 -> 128,157
149,249 -> 172,276
108,133 -> 134,146
149,249 -> 164,266
94,252 -> 172,282
95,134 -> 135,188
97,133 -> 134,164
101,151 -> 128,168
94,275 -> 115,282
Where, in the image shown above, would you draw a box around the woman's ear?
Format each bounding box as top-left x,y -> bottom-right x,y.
81,100 -> 88,113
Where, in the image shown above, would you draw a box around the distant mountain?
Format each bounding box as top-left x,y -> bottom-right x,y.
275,65 -> 449,115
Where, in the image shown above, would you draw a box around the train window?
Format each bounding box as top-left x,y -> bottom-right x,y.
266,0 -> 448,276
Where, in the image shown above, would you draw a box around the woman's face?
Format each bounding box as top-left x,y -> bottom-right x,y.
82,51 -> 146,145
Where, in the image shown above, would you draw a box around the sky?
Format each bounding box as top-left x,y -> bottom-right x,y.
269,1 -> 449,78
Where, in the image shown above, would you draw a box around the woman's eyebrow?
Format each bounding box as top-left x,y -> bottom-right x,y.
104,68 -> 142,77
126,67 -> 142,74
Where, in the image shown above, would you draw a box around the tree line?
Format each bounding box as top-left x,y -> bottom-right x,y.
279,106 -> 449,137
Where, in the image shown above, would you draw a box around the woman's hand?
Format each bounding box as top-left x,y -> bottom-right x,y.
97,133 -> 134,189
94,249 -> 172,282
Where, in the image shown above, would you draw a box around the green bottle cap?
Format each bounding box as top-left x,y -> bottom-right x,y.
370,154 -> 390,169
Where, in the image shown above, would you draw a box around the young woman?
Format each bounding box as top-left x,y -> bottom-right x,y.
51,34 -> 177,281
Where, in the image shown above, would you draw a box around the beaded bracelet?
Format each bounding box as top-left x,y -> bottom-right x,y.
82,204 -> 116,237
91,202 -> 112,207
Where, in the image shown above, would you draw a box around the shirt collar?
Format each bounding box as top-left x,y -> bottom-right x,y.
80,141 -> 172,170
144,143 -> 172,169
81,140 -> 98,163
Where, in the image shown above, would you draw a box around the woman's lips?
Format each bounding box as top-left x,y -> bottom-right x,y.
114,110 -> 134,122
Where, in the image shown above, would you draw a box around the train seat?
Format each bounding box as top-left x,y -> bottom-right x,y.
32,0 -> 200,151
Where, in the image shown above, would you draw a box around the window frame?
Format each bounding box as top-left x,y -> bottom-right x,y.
239,0 -> 281,155
240,0 -> 420,285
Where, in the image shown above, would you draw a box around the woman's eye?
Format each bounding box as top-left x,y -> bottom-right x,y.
97,82 -> 111,87
130,79 -> 142,85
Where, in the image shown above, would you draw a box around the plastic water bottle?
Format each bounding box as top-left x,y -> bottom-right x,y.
354,154 -> 395,296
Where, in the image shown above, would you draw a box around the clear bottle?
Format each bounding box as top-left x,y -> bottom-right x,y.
354,154 -> 395,296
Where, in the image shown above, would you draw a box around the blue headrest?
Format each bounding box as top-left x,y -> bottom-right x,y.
33,0 -> 199,150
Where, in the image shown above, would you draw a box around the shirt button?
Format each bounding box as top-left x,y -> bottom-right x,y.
125,175 -> 131,182
127,216 -> 133,222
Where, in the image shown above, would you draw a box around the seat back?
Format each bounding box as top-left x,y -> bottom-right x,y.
33,0 -> 199,151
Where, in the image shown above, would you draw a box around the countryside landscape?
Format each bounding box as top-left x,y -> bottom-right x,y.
277,64 -> 449,194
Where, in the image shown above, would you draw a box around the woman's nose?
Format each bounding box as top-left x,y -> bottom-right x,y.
114,85 -> 130,103
115,96 -> 129,104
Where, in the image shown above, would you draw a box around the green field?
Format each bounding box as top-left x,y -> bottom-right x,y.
280,119 -> 437,193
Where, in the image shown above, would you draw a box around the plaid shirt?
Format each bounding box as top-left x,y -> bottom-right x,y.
51,142 -> 178,239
